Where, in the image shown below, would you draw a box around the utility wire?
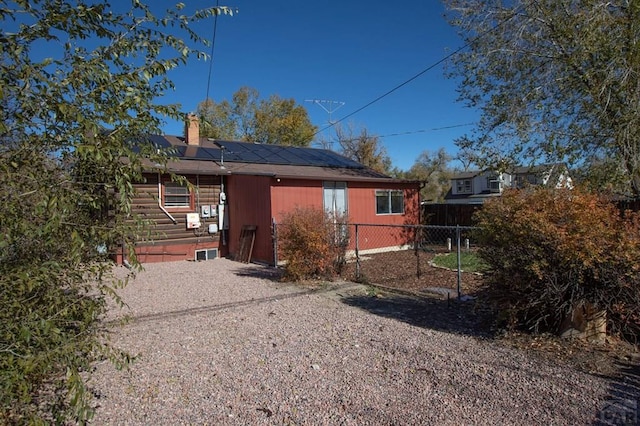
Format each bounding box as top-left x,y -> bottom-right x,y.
314,123 -> 476,147
314,5 -> 523,137
205,0 -> 221,102
314,46 -> 468,137
382,122 -> 476,138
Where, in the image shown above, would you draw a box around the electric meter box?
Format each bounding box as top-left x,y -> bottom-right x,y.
200,205 -> 211,218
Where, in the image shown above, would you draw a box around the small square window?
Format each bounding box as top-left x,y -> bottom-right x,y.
456,179 -> 472,193
487,177 -> 501,193
376,190 -> 404,214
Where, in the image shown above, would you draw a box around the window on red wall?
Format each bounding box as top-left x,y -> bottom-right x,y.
163,181 -> 194,210
376,190 -> 404,214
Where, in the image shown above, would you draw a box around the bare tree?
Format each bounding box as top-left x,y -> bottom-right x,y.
334,123 -> 392,174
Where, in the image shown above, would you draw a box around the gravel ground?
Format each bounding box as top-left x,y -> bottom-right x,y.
89,259 -> 631,425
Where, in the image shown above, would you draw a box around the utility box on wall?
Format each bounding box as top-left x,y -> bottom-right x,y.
186,213 -> 201,229
200,205 -> 218,219
218,204 -> 229,230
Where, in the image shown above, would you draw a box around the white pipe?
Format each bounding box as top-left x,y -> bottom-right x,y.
158,173 -> 177,224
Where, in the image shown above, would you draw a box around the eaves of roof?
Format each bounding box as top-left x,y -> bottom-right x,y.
451,171 -> 480,179
142,158 -> 418,184
224,163 -> 418,184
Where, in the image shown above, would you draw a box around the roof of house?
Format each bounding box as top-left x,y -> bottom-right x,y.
450,163 -> 566,180
146,135 -> 415,184
451,171 -> 479,180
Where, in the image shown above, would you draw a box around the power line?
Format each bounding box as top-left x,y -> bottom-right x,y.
205,0 -> 221,102
314,45 -> 468,137
380,122 -> 476,139
311,122 -> 475,148
313,6 -> 522,137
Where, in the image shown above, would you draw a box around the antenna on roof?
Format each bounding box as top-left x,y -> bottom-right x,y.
305,99 -> 345,149
305,99 -> 345,124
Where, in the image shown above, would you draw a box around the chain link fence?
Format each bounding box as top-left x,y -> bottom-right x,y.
273,222 -> 482,298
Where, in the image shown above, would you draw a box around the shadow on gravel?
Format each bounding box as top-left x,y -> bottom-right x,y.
340,292 -> 496,339
592,361 -> 640,425
117,282 -> 354,325
231,265 -> 283,282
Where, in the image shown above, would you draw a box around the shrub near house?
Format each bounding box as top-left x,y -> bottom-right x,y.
474,187 -> 640,342
278,207 -> 349,281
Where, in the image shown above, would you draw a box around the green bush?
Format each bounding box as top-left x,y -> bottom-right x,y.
0,149 -> 137,424
474,187 -> 640,340
278,207 -> 349,281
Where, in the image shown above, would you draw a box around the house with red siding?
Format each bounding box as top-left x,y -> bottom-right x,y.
123,116 -> 420,265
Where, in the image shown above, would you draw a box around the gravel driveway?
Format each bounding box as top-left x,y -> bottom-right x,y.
89,259 -> 631,425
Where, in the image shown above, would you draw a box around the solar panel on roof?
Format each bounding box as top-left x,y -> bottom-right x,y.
212,140 -> 365,169
148,134 -> 172,149
188,147 -> 219,160
171,146 -> 186,158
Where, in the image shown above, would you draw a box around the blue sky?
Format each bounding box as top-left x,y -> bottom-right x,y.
158,0 -> 479,171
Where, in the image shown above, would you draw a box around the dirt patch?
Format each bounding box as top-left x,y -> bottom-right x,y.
341,249 -> 483,295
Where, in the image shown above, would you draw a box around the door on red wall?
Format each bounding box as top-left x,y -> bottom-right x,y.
323,181 -> 347,218
323,181 -> 348,245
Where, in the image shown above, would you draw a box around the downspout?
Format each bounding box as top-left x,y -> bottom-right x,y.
158,173 -> 178,224
220,174 -> 227,246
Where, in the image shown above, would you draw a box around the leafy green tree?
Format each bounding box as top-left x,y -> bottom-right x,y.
333,123 -> 392,174
0,1 -> 232,423
197,87 -> 317,146
444,0 -> 640,196
405,148 -> 453,202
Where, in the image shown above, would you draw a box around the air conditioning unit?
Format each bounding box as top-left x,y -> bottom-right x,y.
195,248 -> 218,261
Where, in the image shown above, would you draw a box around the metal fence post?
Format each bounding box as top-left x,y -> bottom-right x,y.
456,224 -> 462,300
272,219 -> 278,267
355,224 -> 360,280
415,224 -> 422,278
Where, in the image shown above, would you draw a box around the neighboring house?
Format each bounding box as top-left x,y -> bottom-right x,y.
443,163 -> 572,205
118,116 -> 420,264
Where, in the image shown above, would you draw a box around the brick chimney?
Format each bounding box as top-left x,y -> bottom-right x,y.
184,113 -> 200,145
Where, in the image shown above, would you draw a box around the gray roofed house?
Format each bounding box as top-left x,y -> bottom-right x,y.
443,163 -> 572,205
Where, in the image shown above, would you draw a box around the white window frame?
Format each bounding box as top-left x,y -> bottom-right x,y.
376,189 -> 404,215
456,179 -> 472,194
163,181 -> 193,209
487,176 -> 501,193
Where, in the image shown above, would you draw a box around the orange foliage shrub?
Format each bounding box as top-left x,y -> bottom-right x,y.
278,207 -> 349,282
474,187 -> 640,340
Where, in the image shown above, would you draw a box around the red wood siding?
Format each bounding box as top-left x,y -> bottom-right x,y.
226,174 -> 273,264
210,175 -> 420,265
270,179 -> 421,256
271,179 -> 324,222
347,182 -> 420,252
347,183 -> 420,225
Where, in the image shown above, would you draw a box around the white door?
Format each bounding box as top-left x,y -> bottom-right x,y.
323,181 -> 347,217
